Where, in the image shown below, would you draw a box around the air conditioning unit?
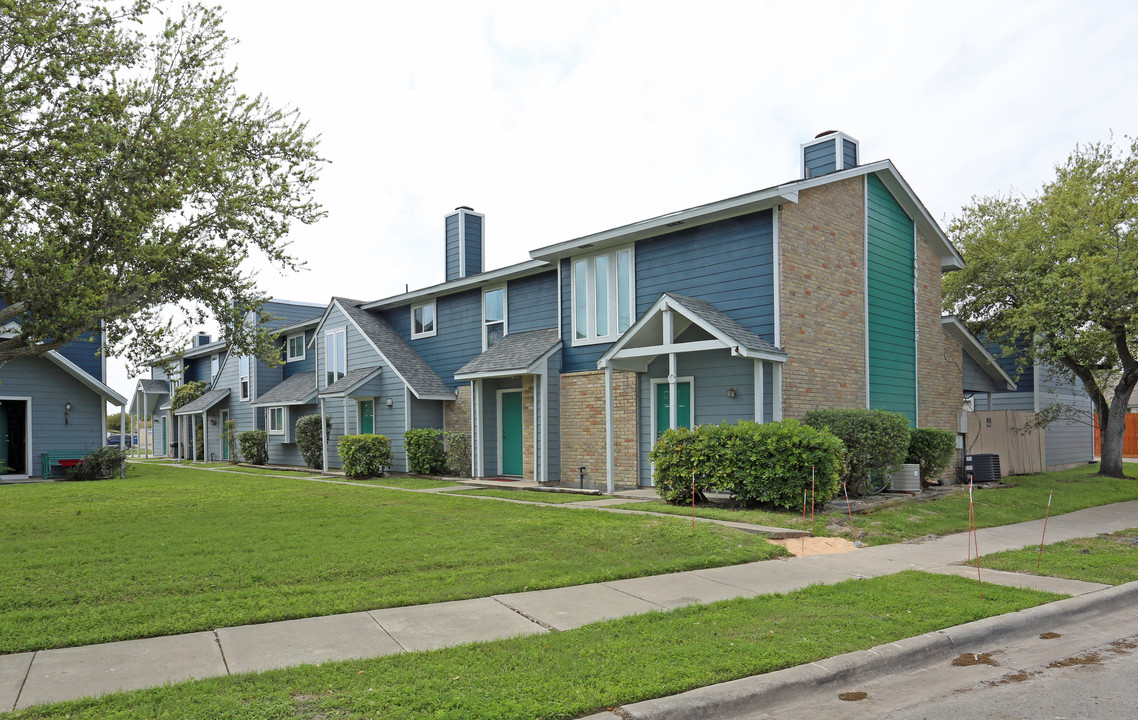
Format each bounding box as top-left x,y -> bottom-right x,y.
965,453 -> 1001,483
889,463 -> 922,492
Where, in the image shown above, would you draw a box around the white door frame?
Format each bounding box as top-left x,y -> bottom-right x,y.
647,377 -> 695,487
0,396 -> 33,479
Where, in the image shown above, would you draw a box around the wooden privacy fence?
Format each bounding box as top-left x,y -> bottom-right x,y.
963,411 -> 1045,476
1093,413 -> 1138,458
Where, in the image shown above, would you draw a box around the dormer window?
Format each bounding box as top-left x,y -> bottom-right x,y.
412,301 -> 436,339
286,333 -> 305,362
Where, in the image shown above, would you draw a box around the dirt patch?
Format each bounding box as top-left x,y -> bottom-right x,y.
838,691 -> 868,702
986,670 -> 1037,686
1039,632 -> 1062,639
1108,639 -> 1136,654
770,536 -> 859,557
952,652 -> 999,667
1048,652 -> 1101,668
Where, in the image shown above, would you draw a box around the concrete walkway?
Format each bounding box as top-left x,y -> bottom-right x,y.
4,494 -> 1136,711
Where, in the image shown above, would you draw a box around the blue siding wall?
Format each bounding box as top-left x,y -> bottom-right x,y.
386,289 -> 483,391
1036,363 -> 1094,468
987,343 -> 1034,392
842,138 -> 858,169
560,211 -> 775,374
1,356 -> 105,477
58,331 -> 103,381
803,138 -> 837,177
507,271 -> 558,334
409,396 -> 444,429
445,213 -> 461,281
261,300 -> 324,331
464,213 -> 483,278
962,351 -> 1001,393
283,329 -> 316,379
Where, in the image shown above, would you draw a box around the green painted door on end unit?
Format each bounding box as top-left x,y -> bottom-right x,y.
359,400 -> 374,435
500,391 -> 523,476
655,382 -> 691,437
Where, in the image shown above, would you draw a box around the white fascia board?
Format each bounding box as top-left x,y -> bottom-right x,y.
317,366 -> 383,398
306,301 -> 341,349
361,260 -> 550,311
531,190 -> 798,262
44,350 -> 128,404
265,298 -> 328,309
524,341 -> 563,375
941,316 -> 1017,390
274,317 -> 321,335
335,302 -> 434,400
454,369 -> 525,381
252,395 -> 317,408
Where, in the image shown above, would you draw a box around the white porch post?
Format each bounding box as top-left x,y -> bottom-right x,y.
664,306 -> 677,431
202,412 -> 209,462
605,364 -> 614,495
541,365 -> 549,486
469,381 -> 477,477
772,362 -> 783,421
754,360 -> 764,423
474,380 -> 484,477
319,397 -> 328,474
532,375 -> 540,482
145,398 -> 151,458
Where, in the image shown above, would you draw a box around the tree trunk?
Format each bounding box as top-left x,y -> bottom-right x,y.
1098,391 -> 1133,479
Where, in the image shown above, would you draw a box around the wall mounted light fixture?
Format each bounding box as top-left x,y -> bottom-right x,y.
385,397 -> 394,408
64,402 -> 72,424
726,387 -> 737,398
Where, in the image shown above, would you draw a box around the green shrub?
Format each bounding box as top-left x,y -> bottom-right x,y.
63,446 -> 128,481
239,430 -> 268,465
295,414 -> 331,469
337,434 -> 392,478
222,419 -> 239,463
444,431 -> 471,477
404,428 -> 446,474
906,428 -> 956,483
803,408 -> 911,496
170,381 -> 207,411
650,419 -> 844,509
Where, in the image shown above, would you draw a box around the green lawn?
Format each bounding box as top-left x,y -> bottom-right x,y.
6,572 -> 1062,720
203,465 -> 324,477
450,488 -> 605,503
978,527 -> 1138,585
617,463 -> 1138,545
351,477 -> 463,490
0,464 -> 782,653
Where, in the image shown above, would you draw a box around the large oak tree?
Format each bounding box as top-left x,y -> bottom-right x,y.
944,137 -> 1138,478
0,0 -> 324,371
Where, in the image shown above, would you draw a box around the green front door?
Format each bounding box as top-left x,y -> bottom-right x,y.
500,391 -> 523,476
219,410 -> 230,460
161,416 -> 168,456
655,381 -> 692,437
359,399 -> 374,435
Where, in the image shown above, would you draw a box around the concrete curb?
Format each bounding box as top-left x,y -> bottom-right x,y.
619,580 -> 1138,720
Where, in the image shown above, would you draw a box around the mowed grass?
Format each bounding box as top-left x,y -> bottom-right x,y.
352,477 -> 463,489
616,463 -> 1138,545
6,572 -> 1062,720
0,464 -> 782,653
450,488 -> 605,503
979,527 -> 1138,585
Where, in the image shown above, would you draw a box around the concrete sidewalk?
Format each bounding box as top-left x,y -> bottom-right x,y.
4,500 -> 1136,712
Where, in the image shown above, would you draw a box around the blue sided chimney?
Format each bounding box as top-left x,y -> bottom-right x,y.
445,206 -> 485,281
801,130 -> 859,179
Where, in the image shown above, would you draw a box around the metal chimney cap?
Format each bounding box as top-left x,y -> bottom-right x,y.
814,130 -> 839,139
455,205 -> 474,212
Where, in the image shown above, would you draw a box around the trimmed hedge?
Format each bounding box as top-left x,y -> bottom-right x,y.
295,414 -> 331,469
63,446 -> 128,481
404,428 -> 446,474
906,428 -> 956,484
238,430 -> 268,465
803,408 -> 910,496
649,419 -> 844,509
338,434 -> 392,478
444,431 -> 471,477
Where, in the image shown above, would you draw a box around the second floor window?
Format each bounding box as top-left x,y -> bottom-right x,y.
325,329 -> 346,385
210,353 -> 219,380
572,245 -> 634,344
412,301 -> 436,339
239,355 -> 250,401
287,334 -> 305,362
483,287 -> 505,349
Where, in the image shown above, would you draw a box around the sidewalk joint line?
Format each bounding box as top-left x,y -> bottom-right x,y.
13,650 -> 35,712
213,631 -> 231,675
364,611 -> 407,652
600,583 -> 667,609
492,597 -> 559,632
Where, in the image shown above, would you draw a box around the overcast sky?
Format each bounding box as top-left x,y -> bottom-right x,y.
111,0 -> 1138,401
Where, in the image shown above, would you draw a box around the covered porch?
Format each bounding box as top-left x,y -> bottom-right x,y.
172,388 -> 230,462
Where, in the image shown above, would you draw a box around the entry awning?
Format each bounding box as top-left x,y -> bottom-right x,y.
455,329 -> 561,380
318,366 -> 381,398
598,293 -> 786,371
253,372 -> 317,407
173,388 -> 231,415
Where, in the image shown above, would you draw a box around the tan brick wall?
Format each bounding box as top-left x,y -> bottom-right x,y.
521,376 -> 535,479
778,177 -> 867,419
444,385 -> 471,434
559,370 -> 638,489
916,230 -> 962,433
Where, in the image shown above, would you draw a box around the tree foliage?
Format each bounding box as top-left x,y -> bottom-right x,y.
0,0 -> 324,370
944,137 -> 1138,478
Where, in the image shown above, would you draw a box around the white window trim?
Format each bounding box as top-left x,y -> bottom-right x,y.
481,285 -> 508,351
238,355 -> 251,402
411,300 -> 437,340
570,244 -> 635,346
324,327 -> 346,387
268,406 -> 287,435
286,333 -> 306,362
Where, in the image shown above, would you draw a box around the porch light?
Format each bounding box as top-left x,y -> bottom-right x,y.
726,387 -> 737,398
385,397 -> 394,407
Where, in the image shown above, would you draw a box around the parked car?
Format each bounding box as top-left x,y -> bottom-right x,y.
106,433 -> 135,448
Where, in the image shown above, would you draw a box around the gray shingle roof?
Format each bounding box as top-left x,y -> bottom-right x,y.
334,298 -> 453,398
666,294 -> 785,356
174,388 -> 231,415
456,329 -> 561,377
253,372 -> 317,406
137,379 -> 169,394
320,366 -> 381,397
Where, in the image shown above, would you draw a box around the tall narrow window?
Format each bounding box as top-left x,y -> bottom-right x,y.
412,301 -> 436,339
483,287 -> 505,349
325,329 -> 346,385
239,355 -> 250,400
210,353 -> 219,380
571,245 -> 635,344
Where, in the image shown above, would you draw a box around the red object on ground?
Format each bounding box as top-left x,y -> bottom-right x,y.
57,459 -> 84,468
